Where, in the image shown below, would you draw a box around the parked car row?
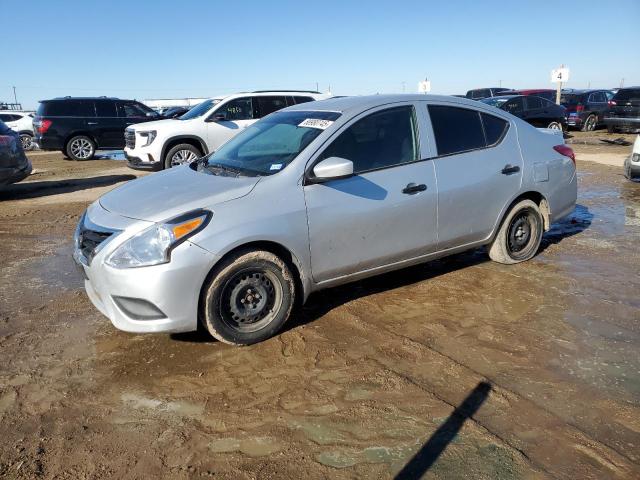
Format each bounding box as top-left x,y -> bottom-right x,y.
466,86 -> 640,133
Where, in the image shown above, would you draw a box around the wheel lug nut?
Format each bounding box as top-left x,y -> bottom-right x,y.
240,299 -> 245,304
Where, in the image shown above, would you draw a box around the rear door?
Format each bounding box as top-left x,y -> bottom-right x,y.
93,100 -> 121,148
304,103 -> 438,283
524,96 -> 545,127
588,91 -> 608,121
427,104 -> 521,249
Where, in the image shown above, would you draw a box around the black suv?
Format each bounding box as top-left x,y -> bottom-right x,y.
604,87 -> 640,133
33,97 -> 160,160
560,89 -> 613,131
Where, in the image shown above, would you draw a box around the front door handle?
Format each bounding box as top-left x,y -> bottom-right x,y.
501,164 -> 520,175
402,183 -> 427,194
86,122 -> 98,125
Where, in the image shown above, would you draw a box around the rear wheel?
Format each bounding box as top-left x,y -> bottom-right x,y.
547,121 -> 563,131
488,199 -> 543,265
202,250 -> 295,345
19,133 -> 34,151
164,143 -> 201,169
66,135 -> 95,160
582,114 -> 597,132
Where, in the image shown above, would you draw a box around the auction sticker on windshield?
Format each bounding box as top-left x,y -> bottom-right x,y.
298,119 -> 334,130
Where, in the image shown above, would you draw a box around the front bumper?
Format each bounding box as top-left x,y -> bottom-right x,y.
624,155 -> 640,180
73,206 -> 219,333
126,152 -> 162,171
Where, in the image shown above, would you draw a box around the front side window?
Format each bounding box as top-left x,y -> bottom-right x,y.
216,97 -> 254,121
318,106 -> 419,173
119,102 -> 149,118
503,97 -> 525,115
201,110 -> 341,176
255,96 -> 288,118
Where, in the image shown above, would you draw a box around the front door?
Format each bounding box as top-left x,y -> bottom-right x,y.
206,97 -> 256,151
304,104 -> 438,283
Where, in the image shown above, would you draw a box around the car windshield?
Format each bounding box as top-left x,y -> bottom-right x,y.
480,97 -> 510,107
199,110 -> 341,177
180,99 -> 221,120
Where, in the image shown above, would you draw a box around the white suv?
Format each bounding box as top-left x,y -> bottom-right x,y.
124,91 -> 326,170
0,111 -> 35,150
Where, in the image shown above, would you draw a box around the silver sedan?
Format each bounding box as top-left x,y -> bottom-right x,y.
73,95 -> 577,345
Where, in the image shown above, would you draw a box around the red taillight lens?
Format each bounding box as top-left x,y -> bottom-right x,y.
576,104 -> 584,112
553,144 -> 576,165
608,100 -> 617,107
37,119 -> 52,134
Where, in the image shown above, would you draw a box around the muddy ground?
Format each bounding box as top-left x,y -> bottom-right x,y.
0,132 -> 639,479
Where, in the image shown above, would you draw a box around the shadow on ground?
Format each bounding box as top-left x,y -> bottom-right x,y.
0,174 -> 136,200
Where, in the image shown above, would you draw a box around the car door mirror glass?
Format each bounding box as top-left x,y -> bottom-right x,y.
313,157 -> 354,181
212,113 -> 227,122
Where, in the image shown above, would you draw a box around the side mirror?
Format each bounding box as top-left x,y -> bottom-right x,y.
312,157 -> 354,182
213,113 -> 227,122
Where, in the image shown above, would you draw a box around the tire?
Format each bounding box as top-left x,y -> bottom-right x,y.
66,135 -> 95,160
488,199 -> 544,265
202,250 -> 295,345
547,121 -> 563,132
19,133 -> 34,151
164,143 -> 201,169
581,114 -> 597,132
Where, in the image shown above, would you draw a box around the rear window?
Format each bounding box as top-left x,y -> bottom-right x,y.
613,89 -> 640,103
37,100 -> 95,117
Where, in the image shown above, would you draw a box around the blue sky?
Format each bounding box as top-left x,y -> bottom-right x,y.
2,0 -> 639,109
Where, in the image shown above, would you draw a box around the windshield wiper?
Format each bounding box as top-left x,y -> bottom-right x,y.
206,162 -> 245,177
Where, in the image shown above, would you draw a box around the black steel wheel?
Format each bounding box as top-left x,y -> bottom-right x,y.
202,250 -> 295,345
488,199 -> 543,264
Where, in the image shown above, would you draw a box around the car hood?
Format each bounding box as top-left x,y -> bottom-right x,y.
99,165 -> 260,222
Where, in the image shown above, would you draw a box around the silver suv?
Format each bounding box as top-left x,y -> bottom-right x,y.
74,95 -> 577,345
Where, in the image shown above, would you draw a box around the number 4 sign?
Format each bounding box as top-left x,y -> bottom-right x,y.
551,67 -> 570,83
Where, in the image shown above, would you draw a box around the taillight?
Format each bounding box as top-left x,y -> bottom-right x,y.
36,119 -> 52,134
553,144 -> 575,166
608,100 -> 617,107
576,104 -> 584,112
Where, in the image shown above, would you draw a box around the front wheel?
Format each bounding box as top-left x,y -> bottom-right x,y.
488,199 -> 544,265
66,135 -> 95,160
164,143 -> 201,169
202,250 -> 296,345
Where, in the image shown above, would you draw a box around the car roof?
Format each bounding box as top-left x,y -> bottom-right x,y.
283,94 -> 485,114
41,97 -> 130,102
562,89 -> 609,94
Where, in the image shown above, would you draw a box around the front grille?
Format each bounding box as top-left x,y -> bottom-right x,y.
124,130 -> 135,149
79,228 -> 113,262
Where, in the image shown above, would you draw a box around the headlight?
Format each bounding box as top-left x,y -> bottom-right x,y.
138,130 -> 157,147
105,210 -> 211,268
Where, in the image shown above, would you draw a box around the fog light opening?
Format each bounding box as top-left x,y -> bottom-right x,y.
113,296 -> 167,320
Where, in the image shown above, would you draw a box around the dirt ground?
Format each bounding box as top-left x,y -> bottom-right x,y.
0,131 -> 639,479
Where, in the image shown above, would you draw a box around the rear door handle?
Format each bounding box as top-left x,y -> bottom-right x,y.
86,122 -> 98,125
501,164 -> 520,175
402,183 -> 427,194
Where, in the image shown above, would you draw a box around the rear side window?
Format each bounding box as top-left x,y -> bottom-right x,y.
0,114 -> 18,122
481,113 -> 509,145
428,106 -> 485,156
95,101 -> 117,117
319,106 -> 419,173
38,100 -> 95,117
255,96 -> 287,118
525,96 -> 543,109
